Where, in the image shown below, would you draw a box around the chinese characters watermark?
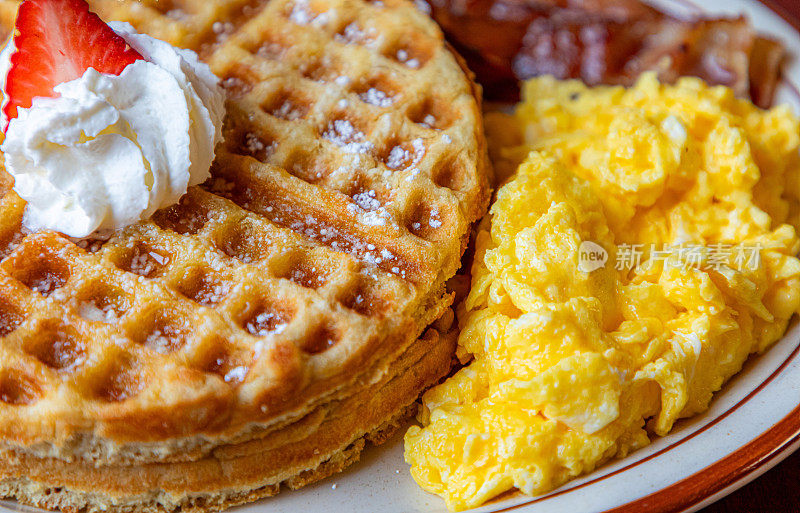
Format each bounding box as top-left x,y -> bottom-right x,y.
579,241 -> 763,272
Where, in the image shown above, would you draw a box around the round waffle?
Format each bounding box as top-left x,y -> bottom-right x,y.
0,0 -> 491,510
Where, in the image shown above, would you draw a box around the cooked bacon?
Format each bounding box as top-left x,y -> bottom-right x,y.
749,36 -> 784,108
427,0 -> 784,107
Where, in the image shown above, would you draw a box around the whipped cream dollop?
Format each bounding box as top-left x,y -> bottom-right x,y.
0,22 -> 225,238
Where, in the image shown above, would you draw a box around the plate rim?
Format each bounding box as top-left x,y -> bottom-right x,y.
482,326 -> 800,513
612,2 -> 800,510
489,1 -> 800,511
1,2 -> 799,513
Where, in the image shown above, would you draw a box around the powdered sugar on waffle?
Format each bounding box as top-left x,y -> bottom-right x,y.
386,138 -> 426,171
359,87 -> 393,107
323,119 -> 374,154
347,189 -> 392,226
289,0 -> 333,27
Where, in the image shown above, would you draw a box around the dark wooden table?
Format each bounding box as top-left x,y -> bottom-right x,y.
702,2 -> 800,511
702,450 -> 800,511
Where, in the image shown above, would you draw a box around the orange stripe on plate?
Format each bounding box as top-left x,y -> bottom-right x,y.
492,337 -> 800,512
605,404 -> 800,513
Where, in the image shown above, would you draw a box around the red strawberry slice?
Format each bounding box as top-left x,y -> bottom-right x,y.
3,0 -> 143,129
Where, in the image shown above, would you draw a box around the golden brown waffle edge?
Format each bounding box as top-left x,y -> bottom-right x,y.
0,0 -> 491,509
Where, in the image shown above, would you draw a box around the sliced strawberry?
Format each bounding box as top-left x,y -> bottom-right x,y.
3,0 -> 143,129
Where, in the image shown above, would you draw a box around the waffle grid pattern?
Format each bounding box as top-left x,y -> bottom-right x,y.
0,0 -> 489,457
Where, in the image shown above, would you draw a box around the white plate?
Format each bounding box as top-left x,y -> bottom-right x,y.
3,1 -> 800,512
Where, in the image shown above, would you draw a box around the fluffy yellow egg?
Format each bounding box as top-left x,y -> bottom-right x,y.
404,74 -> 800,511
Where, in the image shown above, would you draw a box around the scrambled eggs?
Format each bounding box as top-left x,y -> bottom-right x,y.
404,74 -> 800,510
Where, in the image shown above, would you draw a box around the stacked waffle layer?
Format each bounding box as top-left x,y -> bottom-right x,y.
0,0 -> 491,511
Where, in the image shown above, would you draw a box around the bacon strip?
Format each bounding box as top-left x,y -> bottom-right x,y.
427,0 -> 784,107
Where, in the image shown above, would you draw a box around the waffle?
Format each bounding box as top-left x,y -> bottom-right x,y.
1,322 -> 459,513
0,0 -> 491,510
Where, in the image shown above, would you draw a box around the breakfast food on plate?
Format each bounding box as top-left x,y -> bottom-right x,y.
405,74 -> 800,510
424,0 -> 785,107
0,0 -> 491,511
